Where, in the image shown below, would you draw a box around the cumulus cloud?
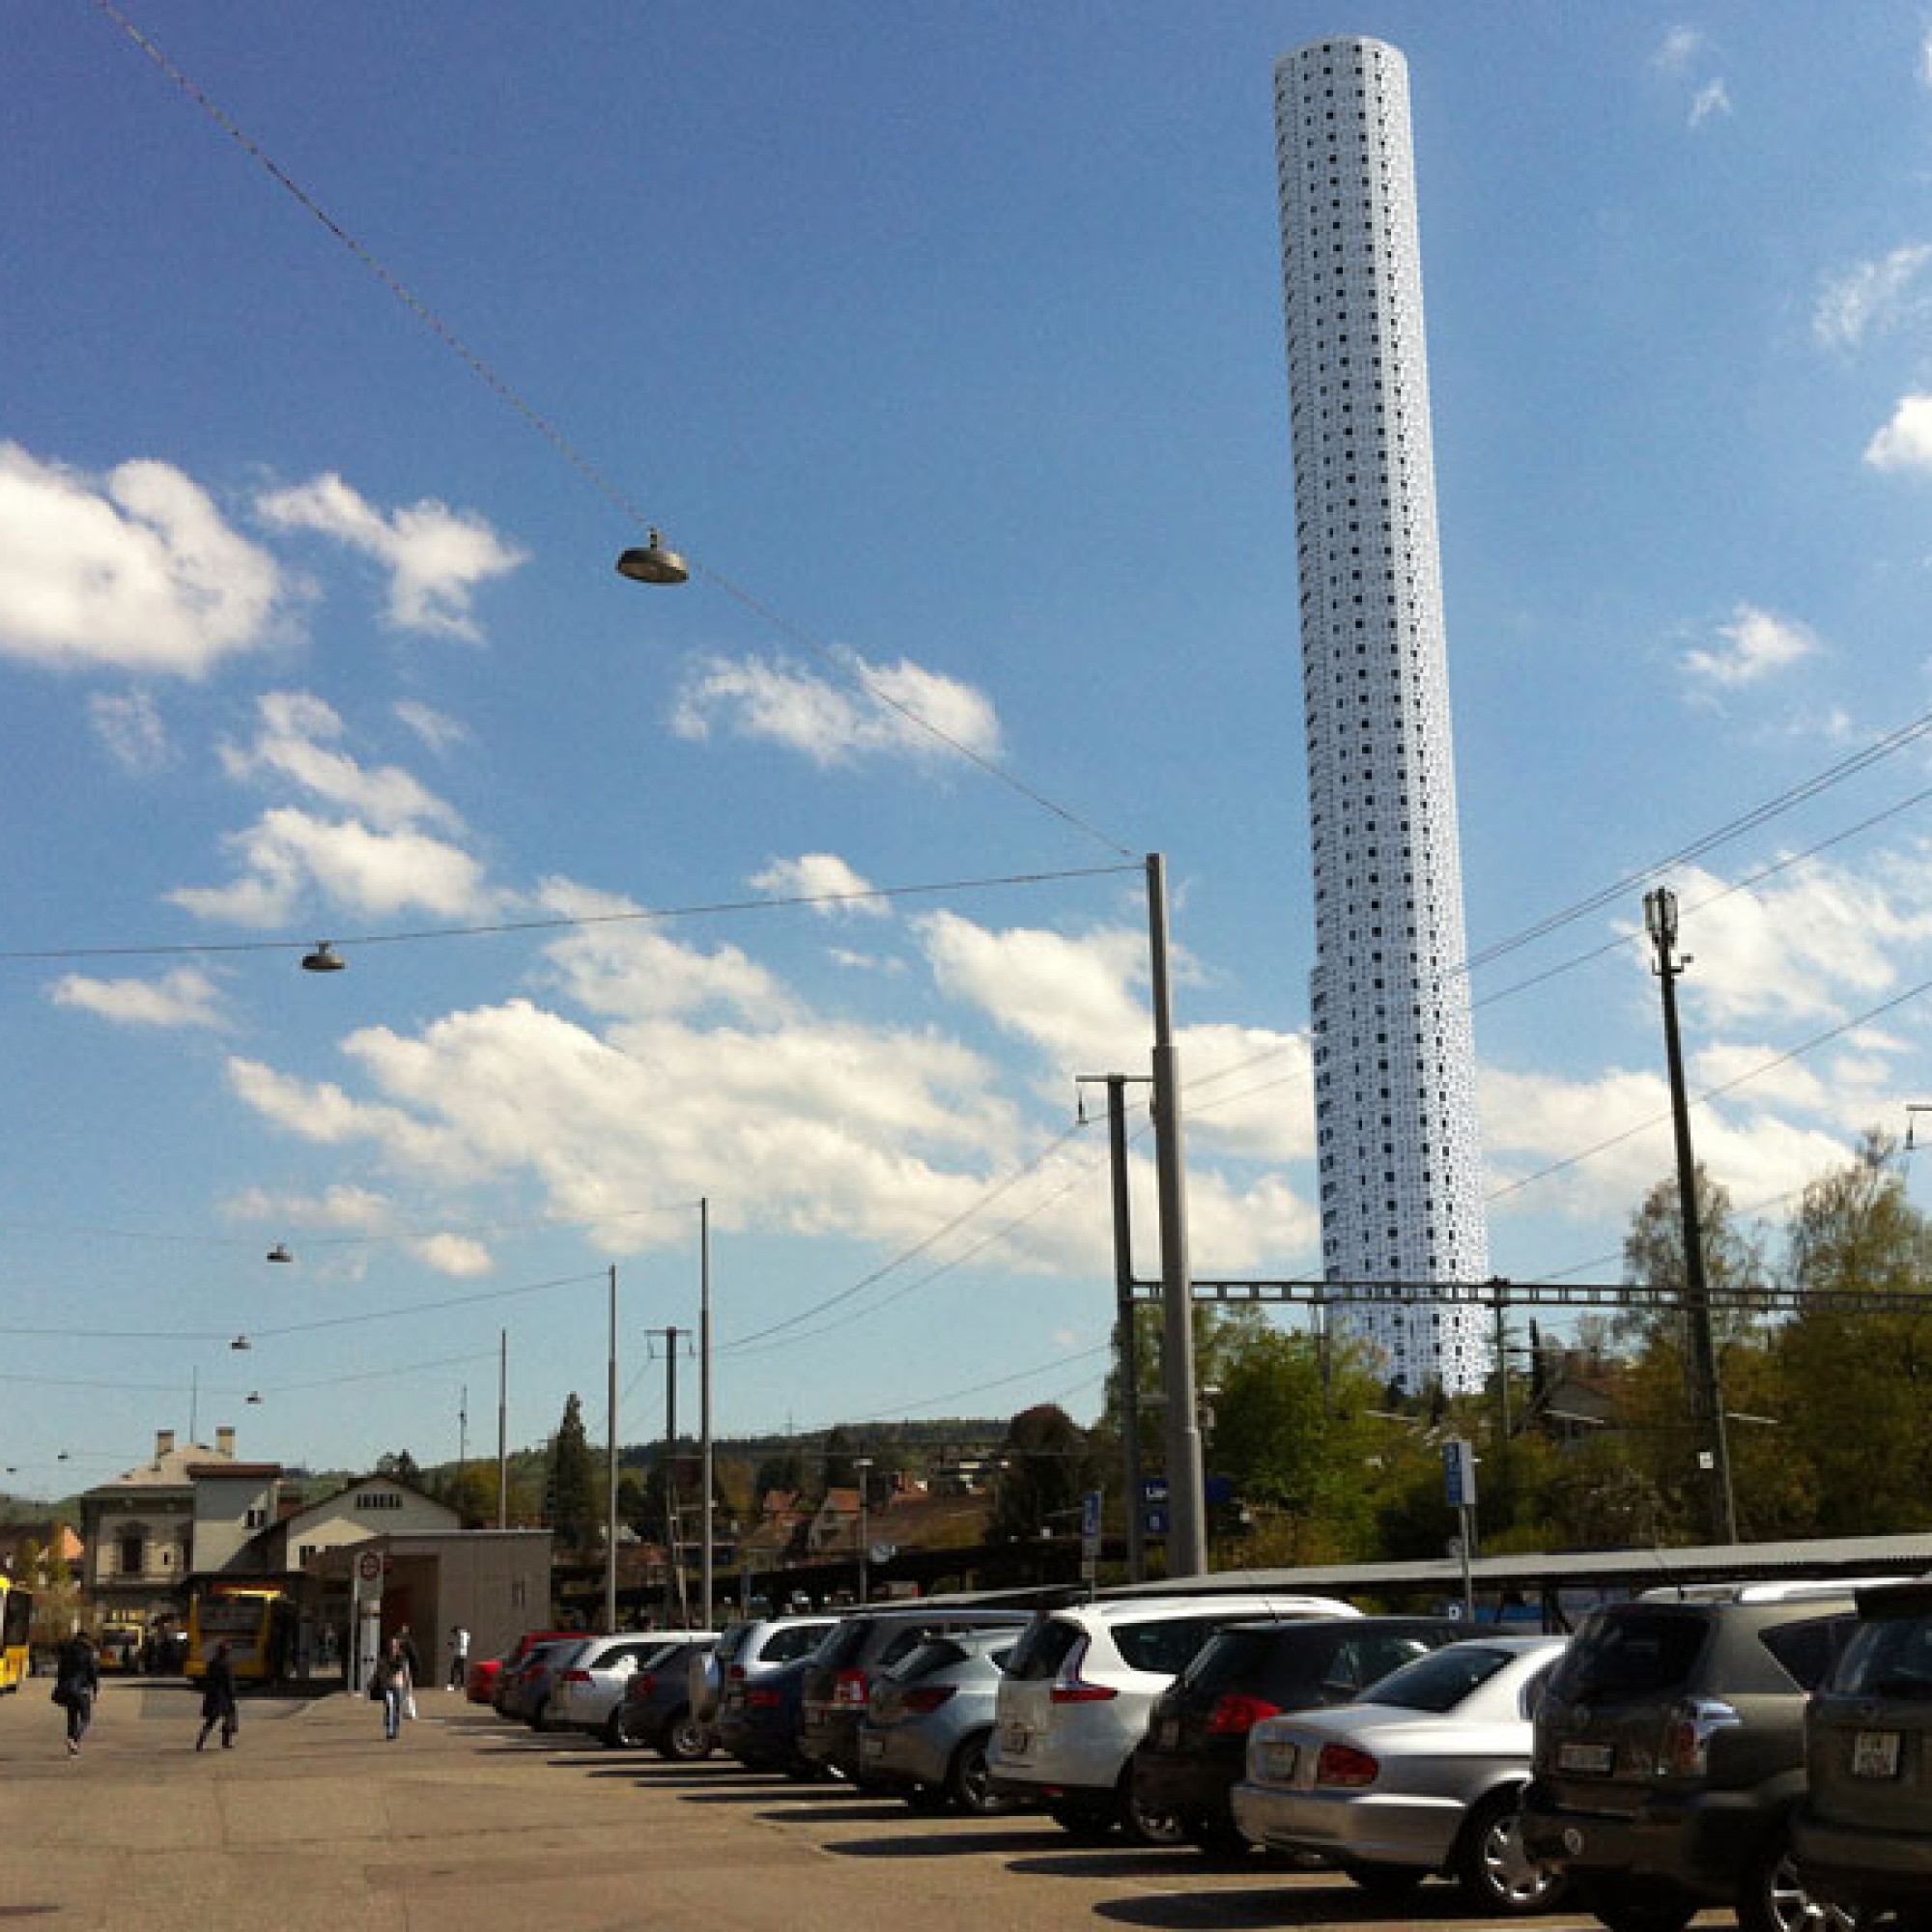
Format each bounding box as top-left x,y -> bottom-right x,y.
1653,25 -> 1708,74
393,699 -> 470,756
48,965 -> 227,1030
408,1233 -> 496,1277
171,806 -> 491,925
88,690 -> 173,774
255,472 -> 525,639
1680,605 -> 1819,689
1814,244 -> 1932,350
671,651 -> 1002,766
1864,394 -> 1932,472
218,692 -> 462,832
0,444 -> 286,676
750,853 -> 890,917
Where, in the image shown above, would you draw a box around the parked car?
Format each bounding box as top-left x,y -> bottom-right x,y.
693,1615 -> 838,1726
544,1633 -> 682,1744
988,1592 -> 1359,1844
1793,1576 -> 1932,1922
1522,1580 -> 1876,1932
718,1651 -> 822,1778
858,1627 -> 1024,1815
1132,1614 -> 1466,1855
500,1636 -> 589,1726
1233,1634 -> 1570,1915
614,1634 -> 721,1758
800,1605 -> 1035,1782
469,1628 -> 578,1706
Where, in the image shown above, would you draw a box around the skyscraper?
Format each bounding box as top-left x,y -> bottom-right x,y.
1273,38 -> 1491,1394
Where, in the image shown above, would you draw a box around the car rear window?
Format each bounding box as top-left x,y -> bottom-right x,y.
889,1636 -> 970,1681
1363,1643 -> 1517,1713
1114,1615 -> 1238,1677
714,1625 -> 753,1665
759,1622 -> 832,1664
1759,1614 -> 1855,1691
813,1621 -> 874,1672
1548,1609 -> 1708,1701
1006,1617 -> 1083,1682
1833,1613 -> 1932,1699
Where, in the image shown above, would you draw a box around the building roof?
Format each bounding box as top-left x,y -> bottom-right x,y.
85,1441 -> 238,1496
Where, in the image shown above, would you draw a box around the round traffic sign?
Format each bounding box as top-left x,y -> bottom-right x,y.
357,1549 -> 382,1582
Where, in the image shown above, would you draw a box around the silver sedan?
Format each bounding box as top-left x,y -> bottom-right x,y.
1231,1634 -> 1570,1917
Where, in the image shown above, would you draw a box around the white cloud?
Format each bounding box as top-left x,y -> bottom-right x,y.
1865,394 -> 1932,472
1689,79 -> 1732,127
172,806 -> 492,925
88,691 -> 173,774
1653,26 -> 1708,75
0,444 -> 286,676
671,651 -> 1002,766
1681,605 -> 1819,689
1813,244 -> 1932,350
255,472 -> 525,639
750,852 -> 890,917
393,699 -> 470,756
1922,30 -> 1932,89
48,965 -> 227,1030
219,692 -> 462,832
408,1233 -> 496,1277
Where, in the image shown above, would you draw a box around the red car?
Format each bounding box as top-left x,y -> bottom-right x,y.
468,1629 -> 580,1707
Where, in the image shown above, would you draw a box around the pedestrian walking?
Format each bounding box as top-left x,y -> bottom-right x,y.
446,1622 -> 469,1691
396,1624 -> 422,1682
196,1639 -> 240,1750
53,1631 -> 99,1757
373,1634 -> 412,1741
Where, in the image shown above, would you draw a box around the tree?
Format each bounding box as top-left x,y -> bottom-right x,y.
818,1426 -> 859,1495
989,1405 -> 1091,1546
547,1394 -> 600,1550
1775,1130 -> 1932,1533
375,1449 -> 421,1485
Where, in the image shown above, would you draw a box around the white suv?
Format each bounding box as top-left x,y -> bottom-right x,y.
988,1592 -> 1358,1842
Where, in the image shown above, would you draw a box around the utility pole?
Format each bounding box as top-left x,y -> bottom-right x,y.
497,1329 -> 508,1530
643,1326 -> 686,1625
1146,853 -> 1208,1577
699,1201 -> 715,1631
1644,888 -> 1738,1545
605,1265 -> 619,1634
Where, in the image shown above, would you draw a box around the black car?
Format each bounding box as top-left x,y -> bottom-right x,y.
1522,1581 -> 1868,1932
1793,1576 -> 1932,1921
613,1636 -> 718,1760
1131,1614 -> 1465,1854
717,1653 -> 823,1778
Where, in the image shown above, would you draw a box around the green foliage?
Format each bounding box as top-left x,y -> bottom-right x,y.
989,1405 -> 1091,1545
547,1393 -> 601,1551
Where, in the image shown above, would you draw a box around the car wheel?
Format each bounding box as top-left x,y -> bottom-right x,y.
1455,1790 -> 1570,1916
1577,1877 -> 1698,1932
526,1697 -> 549,1732
602,1708 -> 635,1749
657,1707 -> 714,1763
1047,1797 -> 1117,1842
903,1784 -> 952,1815
1117,1778 -> 1189,1848
1738,1833 -> 1861,1932
1344,1861 -> 1426,1900
946,1731 -> 1012,1818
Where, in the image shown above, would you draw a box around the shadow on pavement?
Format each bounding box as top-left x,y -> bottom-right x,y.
819,1828 -> 1060,1861
1084,1878 -> 1492,1928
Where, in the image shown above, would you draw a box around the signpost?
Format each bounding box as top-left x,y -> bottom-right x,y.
1080,1490 -> 1103,1589
1443,1440 -> 1477,1621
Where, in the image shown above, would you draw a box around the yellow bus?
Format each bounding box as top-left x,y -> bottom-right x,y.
186,1582 -> 294,1683
0,1576 -> 32,1693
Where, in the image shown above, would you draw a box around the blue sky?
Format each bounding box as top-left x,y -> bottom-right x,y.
7,1 -> 1932,1497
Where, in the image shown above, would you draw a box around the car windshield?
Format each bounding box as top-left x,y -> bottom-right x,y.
760,1622 -> 832,1664
1361,1643 -> 1516,1713
1179,1628 -> 1283,1694
1115,1616 -> 1243,1677
1548,1610 -> 1707,1701
812,1621 -> 873,1671
1005,1617 -> 1082,1682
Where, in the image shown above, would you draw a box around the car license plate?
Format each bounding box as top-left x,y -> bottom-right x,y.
1854,1730 -> 1902,1778
1256,1740 -> 1298,1783
1001,1722 -> 1029,1757
1558,1742 -> 1614,1776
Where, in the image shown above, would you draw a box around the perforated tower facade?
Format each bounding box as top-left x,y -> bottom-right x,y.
1274,37 -> 1491,1394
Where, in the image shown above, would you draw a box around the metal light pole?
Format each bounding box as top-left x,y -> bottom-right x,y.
497,1329 -> 508,1530
699,1201 -> 714,1630
854,1457 -> 872,1605
1146,853 -> 1207,1577
1644,887 -> 1738,1545
1102,1075 -> 1147,1582
605,1265 -> 619,1634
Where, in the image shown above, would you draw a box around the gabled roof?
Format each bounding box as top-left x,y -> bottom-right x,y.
275,1472 -> 459,1535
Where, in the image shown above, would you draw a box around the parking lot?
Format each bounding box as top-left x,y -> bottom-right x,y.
0,1679 -> 1707,1932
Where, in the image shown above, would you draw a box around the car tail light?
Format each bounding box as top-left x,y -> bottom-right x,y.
747,1686 -> 782,1710
1207,1692 -> 1282,1737
1659,1697 -> 1740,1777
728,1664 -> 747,1681
903,1686 -> 957,1715
834,1669 -> 869,1709
1314,1743 -> 1379,1788
1050,1634 -> 1117,1704
635,1673 -> 657,1697
560,1669 -> 593,1685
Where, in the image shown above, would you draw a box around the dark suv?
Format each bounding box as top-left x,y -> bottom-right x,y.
1131,1615 -> 1464,1855
1793,1577 -> 1932,1921
1521,1581 -> 1869,1932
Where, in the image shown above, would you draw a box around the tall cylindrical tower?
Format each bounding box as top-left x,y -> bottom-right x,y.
1274,37 -> 1491,1393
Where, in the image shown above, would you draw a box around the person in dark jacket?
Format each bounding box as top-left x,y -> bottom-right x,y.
53,1632 -> 99,1757
196,1639 -> 240,1750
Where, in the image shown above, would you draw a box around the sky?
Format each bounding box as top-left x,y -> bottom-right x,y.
7,1 -> 1932,1499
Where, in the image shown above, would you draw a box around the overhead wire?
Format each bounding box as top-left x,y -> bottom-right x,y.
89,0 -> 1134,862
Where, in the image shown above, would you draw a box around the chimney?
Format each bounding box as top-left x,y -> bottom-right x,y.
215,1427 -> 236,1459
156,1429 -> 176,1461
